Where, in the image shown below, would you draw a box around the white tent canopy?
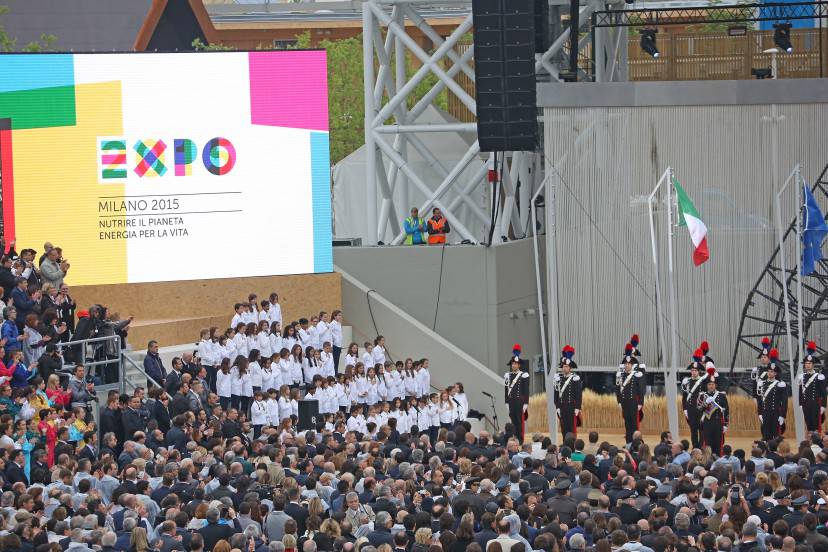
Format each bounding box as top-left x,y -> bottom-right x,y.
332,105 -> 489,244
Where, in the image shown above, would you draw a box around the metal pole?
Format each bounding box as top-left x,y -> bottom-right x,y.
648,168 -> 678,439
394,7 -> 410,213
665,168 -> 681,441
794,165 -> 806,440
546,169 -> 561,442
531,176 -> 553,441
568,0 -> 580,77
363,3 -> 378,245
775,165 -> 805,442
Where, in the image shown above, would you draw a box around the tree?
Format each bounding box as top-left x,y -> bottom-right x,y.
0,5 -> 57,52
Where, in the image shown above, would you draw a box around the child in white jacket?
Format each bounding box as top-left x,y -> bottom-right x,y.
250,391 -> 269,439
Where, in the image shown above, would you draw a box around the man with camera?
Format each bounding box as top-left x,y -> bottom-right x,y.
68,364 -> 97,412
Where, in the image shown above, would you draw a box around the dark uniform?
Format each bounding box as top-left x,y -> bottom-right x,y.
752,340 -> 775,428
616,357 -> 645,444
505,358 -> 530,443
681,356 -> 707,450
759,369 -> 787,441
798,344 -> 826,433
554,361 -> 582,439
700,382 -> 729,455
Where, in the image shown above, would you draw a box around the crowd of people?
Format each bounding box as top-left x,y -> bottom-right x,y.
0,272 -> 827,552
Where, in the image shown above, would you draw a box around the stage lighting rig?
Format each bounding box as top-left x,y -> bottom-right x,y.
640,29 -> 659,58
773,23 -> 793,53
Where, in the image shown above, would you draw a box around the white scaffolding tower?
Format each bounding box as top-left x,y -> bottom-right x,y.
361,0 -> 626,246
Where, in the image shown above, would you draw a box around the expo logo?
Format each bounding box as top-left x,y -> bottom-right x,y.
98,137 -> 236,181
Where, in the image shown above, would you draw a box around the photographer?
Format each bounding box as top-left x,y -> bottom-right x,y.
93,306 -> 133,384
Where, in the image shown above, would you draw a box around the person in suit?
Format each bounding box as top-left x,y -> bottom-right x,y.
158,520 -> 186,552
5,449 -> 27,485
366,511 -> 395,548
284,487 -> 310,535
154,393 -> 172,434
170,383 -> 192,418
77,431 -> 97,461
165,357 -> 184,396
165,415 -> 190,452
121,396 -> 147,441
198,508 -> 239,552
99,393 -> 122,445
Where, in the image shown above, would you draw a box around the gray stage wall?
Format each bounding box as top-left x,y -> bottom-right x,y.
541,79 -> 828,370
334,240 -> 547,385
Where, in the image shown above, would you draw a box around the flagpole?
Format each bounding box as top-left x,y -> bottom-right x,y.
775,164 -> 805,443
647,168 -> 679,440
648,167 -> 679,440
794,165 -> 806,441
666,167 -> 681,441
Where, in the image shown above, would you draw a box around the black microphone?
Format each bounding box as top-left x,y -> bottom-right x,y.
481,391 -> 493,398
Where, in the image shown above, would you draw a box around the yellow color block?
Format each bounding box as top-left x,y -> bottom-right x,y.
11,81 -> 127,285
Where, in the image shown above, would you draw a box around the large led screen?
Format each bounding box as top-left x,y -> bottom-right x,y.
0,51 -> 332,285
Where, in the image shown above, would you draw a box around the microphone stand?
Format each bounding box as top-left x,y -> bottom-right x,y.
486,393 -> 499,432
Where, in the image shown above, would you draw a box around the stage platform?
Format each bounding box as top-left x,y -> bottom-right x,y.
72,272 -> 342,348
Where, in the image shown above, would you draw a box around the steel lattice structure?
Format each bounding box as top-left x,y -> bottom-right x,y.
730,163 -> 828,387
592,1 -> 828,28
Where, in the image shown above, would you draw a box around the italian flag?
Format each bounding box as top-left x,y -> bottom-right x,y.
674,177 -> 710,266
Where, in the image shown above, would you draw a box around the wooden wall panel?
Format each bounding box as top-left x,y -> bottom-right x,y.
71,273 -> 341,347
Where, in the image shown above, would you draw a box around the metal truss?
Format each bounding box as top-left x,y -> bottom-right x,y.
592,1 -> 828,28
730,162 -> 828,387
363,0 -> 543,245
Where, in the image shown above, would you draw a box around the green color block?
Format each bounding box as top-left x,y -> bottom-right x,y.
102,168 -> 127,180
0,85 -> 76,130
101,140 -> 126,151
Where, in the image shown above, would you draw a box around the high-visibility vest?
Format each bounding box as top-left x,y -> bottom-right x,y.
404,216 -> 426,245
428,216 -> 447,244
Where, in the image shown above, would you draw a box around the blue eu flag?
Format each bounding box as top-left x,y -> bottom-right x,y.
802,183 -> 828,276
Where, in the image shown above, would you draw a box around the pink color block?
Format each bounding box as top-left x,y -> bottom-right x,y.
249,51 -> 329,131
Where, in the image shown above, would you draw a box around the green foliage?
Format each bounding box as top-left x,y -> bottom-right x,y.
0,5 -> 57,52
298,32 -> 365,165
191,38 -> 235,51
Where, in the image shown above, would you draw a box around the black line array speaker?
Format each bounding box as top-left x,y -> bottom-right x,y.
472,0 -> 538,152
534,0 -> 550,53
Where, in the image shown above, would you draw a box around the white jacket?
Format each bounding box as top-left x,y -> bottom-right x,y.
278,397 -> 293,421
216,371 -> 232,398
251,400 -> 269,425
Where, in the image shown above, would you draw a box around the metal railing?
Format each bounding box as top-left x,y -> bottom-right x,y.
121,354 -> 161,393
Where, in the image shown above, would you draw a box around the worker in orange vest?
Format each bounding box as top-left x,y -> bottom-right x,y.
426,207 -> 451,245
